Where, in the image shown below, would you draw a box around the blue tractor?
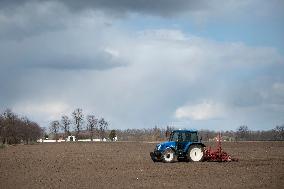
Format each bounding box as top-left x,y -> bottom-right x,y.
150,129 -> 206,163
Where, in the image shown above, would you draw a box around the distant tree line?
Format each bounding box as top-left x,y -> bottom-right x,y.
115,126 -> 174,141
0,109 -> 43,144
234,125 -> 284,141
49,108 -> 111,141
2,106 -> 283,144
199,125 -> 283,142
115,125 -> 284,142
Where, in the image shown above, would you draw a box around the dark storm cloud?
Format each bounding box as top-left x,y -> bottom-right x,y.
0,0 -> 29,9
60,0 -> 208,16
0,0 -> 208,16
0,0 -> 72,40
1,0 -> 283,19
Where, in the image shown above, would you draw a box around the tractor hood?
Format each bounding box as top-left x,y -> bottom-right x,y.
156,141 -> 176,152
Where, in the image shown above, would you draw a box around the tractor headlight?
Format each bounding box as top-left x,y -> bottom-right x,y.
157,144 -> 162,151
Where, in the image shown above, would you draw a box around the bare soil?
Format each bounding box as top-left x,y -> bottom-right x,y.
0,141 -> 283,189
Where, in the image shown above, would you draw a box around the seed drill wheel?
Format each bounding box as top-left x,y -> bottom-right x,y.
162,148 -> 175,163
188,145 -> 204,162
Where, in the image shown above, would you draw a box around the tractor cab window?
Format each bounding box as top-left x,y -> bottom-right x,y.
190,132 -> 198,142
170,131 -> 199,142
169,132 -> 179,141
183,132 -> 198,142
185,132 -> 191,141
180,132 -> 187,142
170,132 -> 185,142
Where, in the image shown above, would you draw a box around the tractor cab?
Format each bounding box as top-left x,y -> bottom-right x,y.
169,130 -> 200,156
169,130 -> 199,143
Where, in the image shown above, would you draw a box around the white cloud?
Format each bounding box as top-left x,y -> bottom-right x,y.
138,29 -> 187,41
273,83 -> 284,93
175,100 -> 225,120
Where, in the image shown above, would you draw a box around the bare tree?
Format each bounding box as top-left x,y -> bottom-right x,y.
273,125 -> 284,140
40,127 -> 47,142
0,109 -> 42,144
0,115 -> 3,144
98,118 -> 108,140
153,125 -> 161,141
72,108 -> 84,140
49,121 -> 60,142
87,115 -> 98,141
21,117 -> 33,144
61,115 -> 71,141
165,125 -> 175,138
0,113 -> 5,144
26,121 -> 42,144
1,109 -> 21,144
236,125 -> 250,141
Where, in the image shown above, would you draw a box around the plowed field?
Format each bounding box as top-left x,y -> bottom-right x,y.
0,141 -> 283,189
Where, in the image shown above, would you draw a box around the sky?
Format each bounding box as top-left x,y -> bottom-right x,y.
0,0 -> 284,131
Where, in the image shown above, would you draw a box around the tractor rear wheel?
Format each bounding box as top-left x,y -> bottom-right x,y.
188,145 -> 204,162
162,148 -> 175,163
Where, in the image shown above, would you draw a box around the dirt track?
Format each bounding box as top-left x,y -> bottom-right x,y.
0,141 -> 283,189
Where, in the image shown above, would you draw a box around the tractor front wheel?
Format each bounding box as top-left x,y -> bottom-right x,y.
162,148 -> 175,163
188,145 -> 204,162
